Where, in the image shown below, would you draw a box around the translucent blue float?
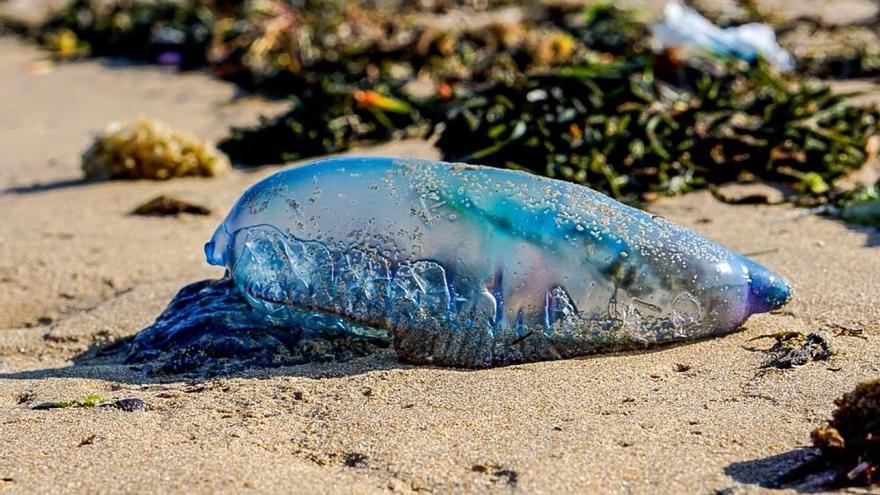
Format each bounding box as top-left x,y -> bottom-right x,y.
205,156 -> 791,367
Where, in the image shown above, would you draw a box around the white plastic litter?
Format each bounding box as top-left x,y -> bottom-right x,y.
651,1 -> 794,71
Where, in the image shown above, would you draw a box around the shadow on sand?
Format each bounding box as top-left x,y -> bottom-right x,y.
724,449 -> 841,493
3,178 -> 94,195
847,224 -> 880,248
0,344 -> 409,385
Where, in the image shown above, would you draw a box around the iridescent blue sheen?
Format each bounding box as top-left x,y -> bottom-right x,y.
205,156 -> 791,367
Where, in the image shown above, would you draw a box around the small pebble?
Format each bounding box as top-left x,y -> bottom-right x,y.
105,398 -> 148,412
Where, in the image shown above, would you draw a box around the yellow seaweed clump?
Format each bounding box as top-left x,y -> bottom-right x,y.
82,118 -> 231,180
811,379 -> 880,486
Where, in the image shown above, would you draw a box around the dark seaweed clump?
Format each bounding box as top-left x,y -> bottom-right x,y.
433,61 -> 876,203
219,81 -> 421,164
216,2 -> 639,165
746,331 -> 835,369
803,380 -> 880,487
131,194 -> 211,216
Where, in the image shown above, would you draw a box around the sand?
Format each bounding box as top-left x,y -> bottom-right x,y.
0,35 -> 879,494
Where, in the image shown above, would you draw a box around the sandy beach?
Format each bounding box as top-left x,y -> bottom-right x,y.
0,32 -> 879,494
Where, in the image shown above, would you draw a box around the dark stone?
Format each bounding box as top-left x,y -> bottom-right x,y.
342,453 -> 367,468
109,398 -> 148,412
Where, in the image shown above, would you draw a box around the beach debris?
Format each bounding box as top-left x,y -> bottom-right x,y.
123,277 -> 389,375
840,184 -> 880,226
203,156 -> 790,367
782,380 -> 880,488
32,394 -> 107,410
31,395 -> 148,411
132,195 -> 211,216
651,1 -> 793,70
79,434 -> 99,446
99,398 -> 149,412
711,191 -> 774,206
16,390 -> 35,404
812,380 -> 880,486
472,464 -> 519,487
82,118 -> 230,180
342,453 -> 368,468
830,322 -> 868,339
747,331 -> 835,368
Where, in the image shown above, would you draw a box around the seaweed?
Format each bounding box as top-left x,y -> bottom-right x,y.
32,394 -> 108,409
433,60 -> 878,203
219,80 -> 422,165
131,195 -> 212,216
218,2 -> 633,164
783,380 -> 880,488
31,396 -> 149,411
82,118 -> 230,180
839,183 -> 880,226
17,1 -> 880,207
745,331 -> 835,369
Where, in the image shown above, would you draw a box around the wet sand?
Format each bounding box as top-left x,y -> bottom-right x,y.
1,36 -> 879,494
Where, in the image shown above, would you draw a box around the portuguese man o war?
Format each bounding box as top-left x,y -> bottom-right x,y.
196,156 -> 791,368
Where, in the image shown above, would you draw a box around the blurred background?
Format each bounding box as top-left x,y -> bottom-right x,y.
1,0 -> 878,214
